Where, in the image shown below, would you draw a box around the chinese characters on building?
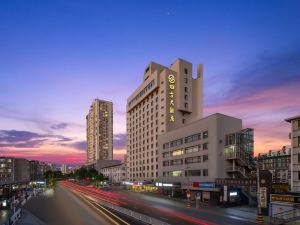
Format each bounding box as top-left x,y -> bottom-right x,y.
168,74 -> 175,123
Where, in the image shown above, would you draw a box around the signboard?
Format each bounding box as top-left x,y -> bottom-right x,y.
193,182 -> 215,189
271,194 -> 300,203
272,183 -> 290,193
168,74 -> 175,123
215,178 -> 256,186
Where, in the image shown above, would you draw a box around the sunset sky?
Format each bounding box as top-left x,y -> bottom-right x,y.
0,0 -> 300,165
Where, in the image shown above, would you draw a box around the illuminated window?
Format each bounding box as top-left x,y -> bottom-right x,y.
171,149 -> 184,156
203,131 -> 208,139
171,171 -> 183,177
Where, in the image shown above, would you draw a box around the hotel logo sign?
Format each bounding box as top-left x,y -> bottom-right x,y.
168,74 -> 175,123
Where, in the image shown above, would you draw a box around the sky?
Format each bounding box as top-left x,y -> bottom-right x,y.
0,0 -> 300,165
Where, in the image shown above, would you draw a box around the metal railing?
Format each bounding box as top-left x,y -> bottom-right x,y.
90,196 -> 170,225
271,207 -> 300,224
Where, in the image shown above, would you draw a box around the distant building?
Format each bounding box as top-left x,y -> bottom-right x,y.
0,157 -> 30,185
86,99 -> 113,165
257,146 -> 291,184
285,115 -> 300,192
157,113 -> 253,198
61,164 -> 69,174
100,163 -> 126,184
29,160 -> 48,181
0,157 -> 14,184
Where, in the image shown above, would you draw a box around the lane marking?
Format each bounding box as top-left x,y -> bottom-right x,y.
92,201 -> 130,225
72,190 -> 120,225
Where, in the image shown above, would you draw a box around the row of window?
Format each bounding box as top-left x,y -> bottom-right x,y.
128,80 -> 155,107
162,169 -> 208,177
163,131 -> 208,149
163,144 -> 208,158
163,155 -> 208,166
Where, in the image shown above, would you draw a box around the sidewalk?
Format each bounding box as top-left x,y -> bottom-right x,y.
18,209 -> 46,225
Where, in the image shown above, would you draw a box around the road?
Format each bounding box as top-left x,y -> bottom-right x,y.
22,184 -> 139,225
62,181 -> 256,225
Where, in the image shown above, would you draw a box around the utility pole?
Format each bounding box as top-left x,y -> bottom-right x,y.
256,159 -> 264,224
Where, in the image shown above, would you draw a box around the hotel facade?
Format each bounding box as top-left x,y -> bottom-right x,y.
86,99 -> 113,165
126,59 -> 203,181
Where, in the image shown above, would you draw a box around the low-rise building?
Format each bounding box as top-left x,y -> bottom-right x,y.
157,113 -> 253,202
100,163 -> 126,184
257,146 -> 291,184
29,160 -> 48,181
0,157 -> 30,185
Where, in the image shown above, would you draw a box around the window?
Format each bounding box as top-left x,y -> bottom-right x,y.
170,139 -> 183,147
184,78 -> 188,83
203,169 -> 208,176
185,145 -> 200,154
163,161 -> 169,167
203,143 -> 208,150
171,171 -> 183,177
184,68 -> 188,74
185,133 -> 201,143
203,131 -> 208,139
186,170 -> 201,176
298,136 -> 300,147
184,102 -> 188,108
184,95 -> 188,100
298,120 -> 300,128
298,171 -> 300,180
182,119 -> 185,124
171,159 -> 183,165
163,152 -> 169,158
171,149 -> 184,156
203,155 -> 208,162
185,156 -> 201,164
184,87 -> 188,93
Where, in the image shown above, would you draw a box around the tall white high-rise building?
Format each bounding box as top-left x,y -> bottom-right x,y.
86,99 -> 113,165
126,59 -> 203,181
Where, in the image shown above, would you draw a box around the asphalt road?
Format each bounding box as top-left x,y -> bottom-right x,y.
62,181 -> 256,225
22,184 -> 119,225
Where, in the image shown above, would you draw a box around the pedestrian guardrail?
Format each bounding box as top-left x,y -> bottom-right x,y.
89,196 -> 170,225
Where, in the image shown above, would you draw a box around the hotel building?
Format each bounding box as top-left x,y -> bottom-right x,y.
86,99 -> 113,165
285,115 -> 300,192
126,59 -> 203,181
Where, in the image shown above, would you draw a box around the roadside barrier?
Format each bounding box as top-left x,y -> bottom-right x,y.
9,208 -> 22,225
87,195 -> 170,225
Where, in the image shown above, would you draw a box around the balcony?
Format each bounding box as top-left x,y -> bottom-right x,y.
226,166 -> 247,177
